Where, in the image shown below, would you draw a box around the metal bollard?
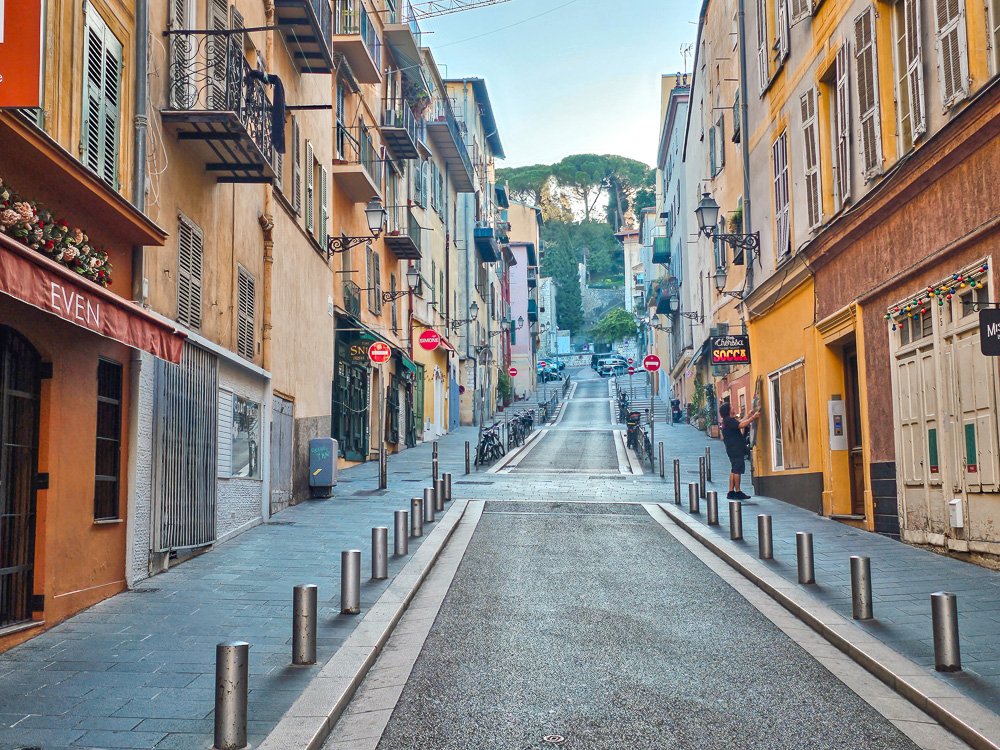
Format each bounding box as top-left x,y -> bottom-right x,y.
372,527 -> 388,580
851,556 -> 873,620
410,498 -> 423,537
729,501 -> 743,540
434,478 -> 446,512
698,456 -> 706,498
757,515 -> 773,560
432,457 -> 439,482
433,441 -> 439,459
340,550 -> 361,615
706,491 -> 719,525
673,459 -> 681,504
214,641 -> 250,750
931,592 -> 961,672
423,487 -> 435,523
688,482 -> 700,514
378,445 -> 387,490
705,446 -> 712,482
394,511 -> 409,555
659,443 -> 665,479
292,585 -> 317,666
796,532 -> 815,584
465,441 -> 470,474
444,472 -> 453,502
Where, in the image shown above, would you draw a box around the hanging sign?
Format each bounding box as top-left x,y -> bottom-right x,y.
0,0 -> 43,108
643,355 -> 661,372
979,309 -> 1000,355
710,335 -> 751,366
508,367 -> 518,377
418,329 -> 441,351
368,342 -> 391,364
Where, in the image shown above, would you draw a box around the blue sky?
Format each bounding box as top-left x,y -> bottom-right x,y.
421,0 -> 700,169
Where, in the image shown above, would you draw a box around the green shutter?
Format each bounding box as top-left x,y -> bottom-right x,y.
965,423 -> 978,472
82,3 -> 122,189
928,427 -> 939,473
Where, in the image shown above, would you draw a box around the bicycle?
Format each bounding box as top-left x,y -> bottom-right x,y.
475,424 -> 505,467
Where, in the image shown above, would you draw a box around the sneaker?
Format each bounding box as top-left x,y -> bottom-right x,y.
726,491 -> 737,499
734,491 -> 751,500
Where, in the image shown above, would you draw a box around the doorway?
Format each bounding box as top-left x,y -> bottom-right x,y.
844,346 -> 866,516
0,327 -> 41,629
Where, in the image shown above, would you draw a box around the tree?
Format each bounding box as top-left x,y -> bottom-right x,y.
592,307 -> 638,343
541,240 -> 584,334
495,164 -> 552,206
602,155 -> 656,229
552,154 -> 608,221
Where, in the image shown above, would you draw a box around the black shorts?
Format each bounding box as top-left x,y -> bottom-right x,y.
726,446 -> 746,475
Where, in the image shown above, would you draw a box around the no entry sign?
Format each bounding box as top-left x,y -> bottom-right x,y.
418,329 -> 441,351
627,357 -> 634,365
628,366 -> 635,375
368,342 -> 391,364
508,367 -> 518,377
539,360 -> 547,367
643,355 -> 661,372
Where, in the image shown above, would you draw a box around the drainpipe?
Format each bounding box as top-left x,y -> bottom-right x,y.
261,1 -> 276,372
737,0 -> 754,292
131,0 -> 149,304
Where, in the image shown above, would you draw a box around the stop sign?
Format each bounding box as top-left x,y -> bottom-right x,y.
418,330 -> 440,351
628,366 -> 636,375
643,355 -> 661,372
368,342 -> 391,364
508,367 -> 518,377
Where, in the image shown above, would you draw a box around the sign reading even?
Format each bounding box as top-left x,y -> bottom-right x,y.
0,0 -> 43,108
418,329 -> 441,351
710,335 -> 751,366
368,341 -> 392,364
979,309 -> 1000,356
643,354 -> 661,372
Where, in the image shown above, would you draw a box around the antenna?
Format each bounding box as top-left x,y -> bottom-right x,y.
680,43 -> 694,76
410,0 -> 513,19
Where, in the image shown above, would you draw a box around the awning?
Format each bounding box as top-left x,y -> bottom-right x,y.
0,234 -> 186,363
395,351 -> 418,375
438,336 -> 457,353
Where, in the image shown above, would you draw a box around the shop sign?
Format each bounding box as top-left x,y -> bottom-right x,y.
419,329 -> 441,351
508,367 -> 518,377
348,341 -> 369,363
643,355 -> 661,372
710,335 -> 751,366
979,309 -> 1000,356
368,342 -> 391,364
0,0 -> 43,108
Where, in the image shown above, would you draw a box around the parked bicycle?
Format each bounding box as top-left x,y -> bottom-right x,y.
507,410 -> 535,449
625,410 -> 655,469
475,423 -> 505,468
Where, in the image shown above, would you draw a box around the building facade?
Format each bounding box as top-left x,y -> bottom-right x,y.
507,201 -> 543,397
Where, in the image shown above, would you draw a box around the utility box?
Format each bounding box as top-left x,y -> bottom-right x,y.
309,438 -> 338,499
949,498 -> 964,529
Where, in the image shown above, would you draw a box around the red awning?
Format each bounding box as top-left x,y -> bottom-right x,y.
439,336 -> 457,353
0,234 -> 186,363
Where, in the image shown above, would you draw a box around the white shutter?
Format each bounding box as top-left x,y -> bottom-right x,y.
800,89 -> 822,229
237,267 -> 256,360
319,166 -> 329,243
292,117 -> 302,214
791,0 -> 809,22
776,0 -> 791,62
168,0 -> 196,109
905,0 -> 927,139
757,0 -> 769,91
305,141 -> 314,232
177,216 -> 204,330
82,4 -> 122,189
935,0 -> 969,106
772,132 -> 790,258
217,388 -> 234,478
835,42 -> 851,207
854,7 -> 883,179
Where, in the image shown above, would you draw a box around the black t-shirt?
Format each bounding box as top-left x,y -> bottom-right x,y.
721,416 -> 744,451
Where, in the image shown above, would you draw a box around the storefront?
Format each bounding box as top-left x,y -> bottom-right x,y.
333,322 -> 371,463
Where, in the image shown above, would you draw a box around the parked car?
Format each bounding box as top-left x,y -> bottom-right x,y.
599,363 -> 627,378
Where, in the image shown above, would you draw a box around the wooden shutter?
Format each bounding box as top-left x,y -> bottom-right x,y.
777,0 -> 790,62
82,4 -> 122,189
904,0 -> 926,139
177,216 -> 204,330
772,132 -> 790,258
305,141 -> 314,232
709,125 -> 717,176
935,0 -> 969,105
207,0 -> 229,110
779,364 -> 809,469
292,117 -> 302,214
237,267 -> 256,360
319,166 -> 329,243
757,0 -> 769,91
835,43 -> 851,206
367,247 -> 375,311
717,116 -> 725,168
990,0 -> 1000,74
855,7 -> 883,179
800,89 -> 822,229
791,0 -> 809,21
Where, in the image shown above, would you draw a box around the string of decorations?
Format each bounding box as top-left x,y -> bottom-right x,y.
884,262 -> 990,330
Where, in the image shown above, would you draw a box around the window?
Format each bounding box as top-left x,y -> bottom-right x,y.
94,358 -> 123,520
714,215 -> 727,270
336,80 -> 347,159
413,160 -> 425,207
82,2 -> 122,189
935,0 -> 969,106
894,0 -> 926,152
177,214 -> 203,330
757,0 -> 770,91
292,117 -> 302,213
231,395 -> 261,478
709,125 -> 717,175
374,252 -> 382,314
367,246 -> 375,312
855,7 -> 883,179
800,88 -> 822,229
305,141 -> 314,232
769,362 -> 808,471
791,0 -> 811,22
314,159 -> 328,244
834,43 -> 851,208
989,0 -> 1000,74
772,131 -> 790,259
237,266 -> 256,360
776,0 -> 791,63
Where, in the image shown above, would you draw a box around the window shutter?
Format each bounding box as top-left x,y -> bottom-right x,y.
935,0 -> 969,106
709,125 -> 717,175
207,0 -> 229,110
319,166 -> 329,243
292,117 -> 302,213
367,247 -> 375,311
791,0 -> 809,21
904,0 -> 926,139
390,274 -> 398,331
772,132 -> 790,258
82,4 -> 122,189
374,252 -> 382,314
835,42 -> 851,206
217,389 -> 233,478
237,267 -> 256,360
800,89 -> 822,229
717,116 -> 725,168
777,0 -> 791,62
177,216 -> 204,330
757,0 -> 769,91
305,141 -> 314,232
990,0 -> 1000,74
854,7 -> 883,179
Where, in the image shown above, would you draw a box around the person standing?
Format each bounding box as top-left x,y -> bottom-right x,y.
720,402 -> 760,500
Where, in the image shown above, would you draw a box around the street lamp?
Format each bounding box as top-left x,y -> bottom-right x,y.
695,191 -> 760,264
327,196 -> 387,256
381,265 -> 421,303
713,264 -> 747,300
517,316 -> 524,330
450,301 -> 479,332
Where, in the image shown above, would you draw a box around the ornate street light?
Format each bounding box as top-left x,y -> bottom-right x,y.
713,264 -> 747,300
695,191 -> 760,263
382,265 -> 421,303
450,301 -> 479,332
327,196 -> 387,257
517,316 -> 524,330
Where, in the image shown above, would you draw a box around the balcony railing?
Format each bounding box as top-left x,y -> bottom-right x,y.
384,205 -> 422,260
163,30 -> 274,183
387,1 -> 422,44
275,0 -> 333,73
344,280 -> 362,317
332,0 -> 383,83
381,98 -> 418,160
332,124 -> 383,201
427,97 -> 474,191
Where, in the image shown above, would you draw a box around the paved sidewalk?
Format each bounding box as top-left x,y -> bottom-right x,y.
655,424 -> 1000,715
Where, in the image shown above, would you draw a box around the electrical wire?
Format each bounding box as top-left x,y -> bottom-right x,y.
434,0 -> 584,49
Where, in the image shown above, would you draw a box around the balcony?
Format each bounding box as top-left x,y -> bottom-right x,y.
474,224 -> 501,263
332,125 -> 382,202
652,235 -> 671,264
384,2 -> 422,82
344,280 -> 362,317
527,298 -> 539,323
332,0 -> 382,84
275,0 -> 333,73
655,290 -> 673,316
161,31 -> 274,183
384,206 -> 422,260
381,99 -> 418,160
426,98 -> 475,192
527,266 -> 538,288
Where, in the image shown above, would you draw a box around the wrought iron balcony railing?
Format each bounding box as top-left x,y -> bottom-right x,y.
381,98 -> 418,160
384,205 -> 422,260
428,97 -> 474,190
387,1 -> 422,44
332,123 -> 383,202
275,0 -> 334,73
333,0 -> 383,76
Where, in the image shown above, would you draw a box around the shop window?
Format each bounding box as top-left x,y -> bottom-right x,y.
768,362 -> 808,470
94,358 -> 123,520
227,394 -> 260,479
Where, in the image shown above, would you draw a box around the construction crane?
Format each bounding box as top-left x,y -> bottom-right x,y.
408,0 -> 512,20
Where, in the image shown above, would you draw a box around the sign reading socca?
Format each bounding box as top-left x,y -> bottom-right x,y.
710,335 -> 751,366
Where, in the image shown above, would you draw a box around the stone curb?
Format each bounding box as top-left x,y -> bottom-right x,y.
257,500 -> 470,750
658,502 -> 1000,750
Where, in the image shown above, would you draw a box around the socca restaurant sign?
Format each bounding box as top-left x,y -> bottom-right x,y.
710,335 -> 752,366
0,0 -> 44,108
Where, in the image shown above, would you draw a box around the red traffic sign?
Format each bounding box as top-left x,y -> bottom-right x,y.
508,367 -> 518,377
643,355 -> 661,372
628,366 -> 636,375
418,329 -> 441,351
627,357 -> 634,365
539,360 -> 546,367
368,342 -> 392,364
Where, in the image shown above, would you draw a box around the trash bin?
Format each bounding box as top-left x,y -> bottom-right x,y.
309,438 -> 338,499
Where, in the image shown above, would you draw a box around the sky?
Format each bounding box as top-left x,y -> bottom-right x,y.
421,0 -> 702,170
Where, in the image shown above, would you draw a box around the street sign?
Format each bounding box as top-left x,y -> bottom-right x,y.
627,357 -> 634,365
980,309 -> 1000,355
710,335 -> 751,366
508,367 -> 518,377
628,366 -> 635,375
539,360 -> 547,367
418,329 -> 441,351
368,342 -> 391,364
643,355 -> 661,372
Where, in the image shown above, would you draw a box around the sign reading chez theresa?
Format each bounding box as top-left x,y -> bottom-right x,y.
710,335 -> 752,366
980,309 -> 1000,356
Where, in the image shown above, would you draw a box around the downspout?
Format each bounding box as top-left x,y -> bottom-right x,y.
737,0 -> 754,291
131,0 -> 149,304
261,0 -> 276,372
